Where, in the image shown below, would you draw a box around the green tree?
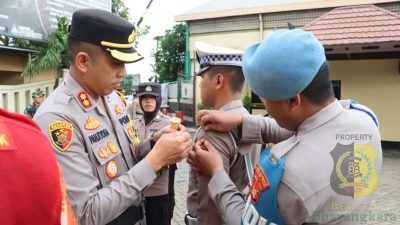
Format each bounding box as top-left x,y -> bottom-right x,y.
151,23 -> 186,83
112,0 -> 130,20
21,16 -> 69,89
19,0 -> 147,89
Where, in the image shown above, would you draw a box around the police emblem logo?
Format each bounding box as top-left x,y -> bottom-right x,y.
128,30 -> 135,43
250,164 -> 270,204
330,142 -> 379,199
145,85 -> 152,92
84,116 -> 100,130
106,160 -> 118,179
49,121 -> 73,152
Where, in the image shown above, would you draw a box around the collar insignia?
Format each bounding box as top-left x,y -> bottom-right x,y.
77,91 -> 92,108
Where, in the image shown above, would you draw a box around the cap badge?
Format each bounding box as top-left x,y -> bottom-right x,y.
145,85 -> 152,92
106,160 -> 118,179
49,121 -> 74,152
77,91 -> 92,108
107,141 -> 118,153
84,116 -> 100,130
128,30 -> 135,43
98,146 -> 111,158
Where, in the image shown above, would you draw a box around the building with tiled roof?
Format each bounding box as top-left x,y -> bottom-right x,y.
175,0 -> 400,141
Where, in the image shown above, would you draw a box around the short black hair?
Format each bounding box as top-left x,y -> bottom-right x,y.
207,65 -> 245,93
300,61 -> 335,104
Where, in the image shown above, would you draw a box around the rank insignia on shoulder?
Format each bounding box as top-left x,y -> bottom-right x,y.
84,116 -> 100,130
0,122 -> 17,151
114,105 -> 124,115
49,121 -> 73,152
250,164 -> 270,204
78,91 -> 93,108
106,160 -> 118,179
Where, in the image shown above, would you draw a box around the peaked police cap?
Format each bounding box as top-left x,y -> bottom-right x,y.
137,82 -> 161,97
69,8 -> 143,63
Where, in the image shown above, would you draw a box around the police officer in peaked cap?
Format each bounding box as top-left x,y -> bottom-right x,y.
33,8 -> 193,225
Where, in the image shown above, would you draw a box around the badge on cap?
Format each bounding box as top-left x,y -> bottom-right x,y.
145,85 -> 152,92
106,160 -> 118,179
84,116 -> 100,130
128,30 -> 135,43
250,164 -> 270,204
49,121 -> 74,152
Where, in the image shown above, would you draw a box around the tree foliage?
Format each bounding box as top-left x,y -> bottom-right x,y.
21,16 -> 69,80
151,23 -> 186,83
112,0 -> 130,20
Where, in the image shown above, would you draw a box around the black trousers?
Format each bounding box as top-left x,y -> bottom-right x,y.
107,205 -> 144,225
145,194 -> 169,225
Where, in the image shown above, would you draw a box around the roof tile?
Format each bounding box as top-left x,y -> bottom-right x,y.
303,5 -> 400,46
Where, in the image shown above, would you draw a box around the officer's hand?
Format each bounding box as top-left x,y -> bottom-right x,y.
187,139 -> 223,177
197,110 -> 242,132
146,131 -> 192,172
152,124 -> 187,142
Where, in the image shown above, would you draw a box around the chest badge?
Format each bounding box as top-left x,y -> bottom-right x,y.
107,141 -> 118,153
84,116 -> 100,130
98,146 -> 111,158
106,160 -> 118,179
49,121 -> 74,152
114,105 -> 124,115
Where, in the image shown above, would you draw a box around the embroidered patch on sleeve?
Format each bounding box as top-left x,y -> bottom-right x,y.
0,122 -> 16,151
49,121 -> 74,152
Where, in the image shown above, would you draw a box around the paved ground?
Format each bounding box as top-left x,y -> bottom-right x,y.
170,129 -> 400,225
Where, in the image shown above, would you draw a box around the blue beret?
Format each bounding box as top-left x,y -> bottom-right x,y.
195,41 -> 243,75
242,29 -> 326,101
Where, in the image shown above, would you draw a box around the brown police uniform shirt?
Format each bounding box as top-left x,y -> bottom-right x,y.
34,75 -> 156,225
134,113 -> 170,197
187,99 -> 260,225
208,100 -> 383,225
